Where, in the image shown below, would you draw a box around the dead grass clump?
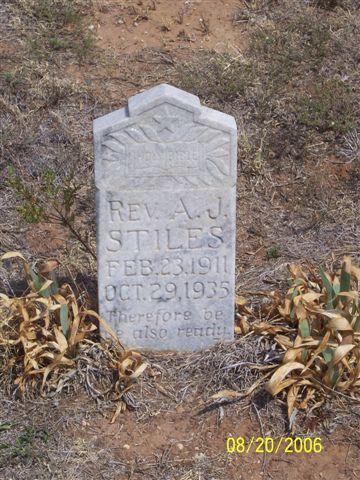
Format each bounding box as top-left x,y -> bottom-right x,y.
0,252 -> 147,415
341,131 -> 360,163
245,257 -> 360,423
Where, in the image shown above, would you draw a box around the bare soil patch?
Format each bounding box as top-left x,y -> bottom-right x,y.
96,0 -> 246,54
1,381 -> 359,479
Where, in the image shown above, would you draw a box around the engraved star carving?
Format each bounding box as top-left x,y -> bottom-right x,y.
153,114 -> 179,133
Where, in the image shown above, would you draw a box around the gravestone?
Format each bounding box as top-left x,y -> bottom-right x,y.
93,84 -> 237,351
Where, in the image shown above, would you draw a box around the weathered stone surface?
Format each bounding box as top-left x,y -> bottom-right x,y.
94,84 -> 237,351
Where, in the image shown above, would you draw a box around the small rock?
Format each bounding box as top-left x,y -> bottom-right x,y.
123,444 -> 130,450
194,452 -> 206,461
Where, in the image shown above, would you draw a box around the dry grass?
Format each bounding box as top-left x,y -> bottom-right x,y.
135,335 -> 266,420
173,0 -> 360,297
0,254 -> 360,477
264,258 -> 360,422
1,1 -> 360,477
0,0 -> 99,272
3,250 -> 358,428
1,0 -> 358,292
178,0 -> 360,173
0,252 -> 147,427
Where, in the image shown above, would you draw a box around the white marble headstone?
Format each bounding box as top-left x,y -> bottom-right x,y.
94,84 -> 237,351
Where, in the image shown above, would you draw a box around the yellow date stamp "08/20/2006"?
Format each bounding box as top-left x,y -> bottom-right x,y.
226,436 -> 323,455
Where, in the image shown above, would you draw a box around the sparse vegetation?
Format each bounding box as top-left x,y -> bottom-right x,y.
0,3 -> 102,268
0,252 -> 147,405
6,164 -> 96,258
4,0 -> 96,62
264,258 -> 360,421
178,53 -> 254,104
296,79 -> 356,134
0,0 -> 359,477
177,0 -> 359,177
27,0 -> 84,26
0,425 -> 50,463
48,36 -> 69,51
266,246 -> 281,260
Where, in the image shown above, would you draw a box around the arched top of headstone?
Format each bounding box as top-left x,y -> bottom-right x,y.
93,83 -> 237,191
128,84 -> 201,116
